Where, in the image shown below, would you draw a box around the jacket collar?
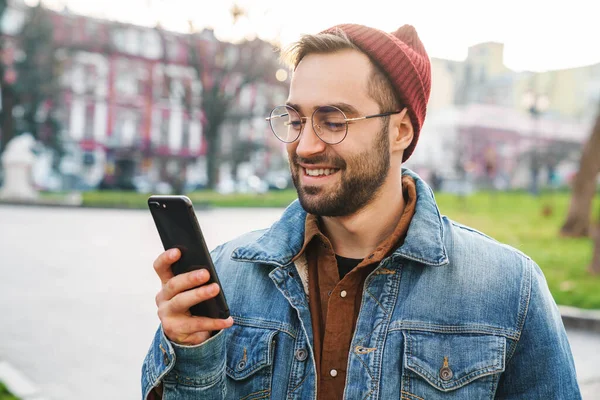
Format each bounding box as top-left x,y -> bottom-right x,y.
231,168 -> 449,267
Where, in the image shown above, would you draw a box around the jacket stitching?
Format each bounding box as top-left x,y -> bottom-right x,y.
388,324 -> 519,340
232,316 -> 297,339
370,266 -> 401,399
354,319 -> 384,347
354,354 -> 375,380
360,388 -> 374,400
239,389 -> 270,400
406,362 -> 504,391
404,332 -> 505,391
504,258 -> 534,367
173,364 -> 227,387
401,390 -> 425,400
143,328 -> 178,397
285,334 -> 308,397
366,288 -> 389,315
516,258 -> 534,338
288,372 -> 308,396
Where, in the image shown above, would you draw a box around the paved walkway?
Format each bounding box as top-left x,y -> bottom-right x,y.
0,205 -> 598,399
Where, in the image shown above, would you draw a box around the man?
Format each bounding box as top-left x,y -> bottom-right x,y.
142,23 -> 581,399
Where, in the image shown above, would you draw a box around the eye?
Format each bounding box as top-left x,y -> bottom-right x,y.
285,120 -> 303,130
321,120 -> 346,132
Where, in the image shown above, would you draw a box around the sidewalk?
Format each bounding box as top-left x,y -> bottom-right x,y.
559,306 -> 600,333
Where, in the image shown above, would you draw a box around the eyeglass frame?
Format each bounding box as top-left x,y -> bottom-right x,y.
265,104 -> 403,145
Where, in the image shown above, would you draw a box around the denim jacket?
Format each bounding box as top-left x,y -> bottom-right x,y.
142,169 -> 581,399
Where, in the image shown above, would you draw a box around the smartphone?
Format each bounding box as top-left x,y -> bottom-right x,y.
148,195 -> 230,319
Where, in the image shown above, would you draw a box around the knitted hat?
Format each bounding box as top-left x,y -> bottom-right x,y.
321,24 -> 431,162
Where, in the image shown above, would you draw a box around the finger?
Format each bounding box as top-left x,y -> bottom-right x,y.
168,282 -> 221,314
177,315 -> 234,337
153,249 -> 180,284
179,331 -> 211,346
161,268 -> 211,302
163,316 -> 234,345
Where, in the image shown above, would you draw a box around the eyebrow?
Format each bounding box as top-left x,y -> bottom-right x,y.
285,102 -> 360,116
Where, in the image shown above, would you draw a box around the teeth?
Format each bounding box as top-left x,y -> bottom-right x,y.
305,168 -> 336,176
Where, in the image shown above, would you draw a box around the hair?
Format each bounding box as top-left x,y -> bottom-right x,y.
281,29 -> 400,113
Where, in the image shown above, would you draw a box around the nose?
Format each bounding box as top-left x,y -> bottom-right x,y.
293,120 -> 327,158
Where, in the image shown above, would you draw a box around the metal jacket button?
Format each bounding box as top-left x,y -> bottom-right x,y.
439,366 -> 453,381
295,348 -> 308,361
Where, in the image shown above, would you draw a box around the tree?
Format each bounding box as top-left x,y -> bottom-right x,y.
153,21 -> 282,191
193,39 -> 275,188
189,34 -> 281,189
0,3 -> 63,161
590,203 -> 600,274
560,98 -> 600,237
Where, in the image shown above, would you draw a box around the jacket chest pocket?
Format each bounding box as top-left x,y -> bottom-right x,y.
401,331 -> 505,400
225,324 -> 278,400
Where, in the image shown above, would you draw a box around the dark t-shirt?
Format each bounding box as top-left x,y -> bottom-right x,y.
336,255 -> 363,280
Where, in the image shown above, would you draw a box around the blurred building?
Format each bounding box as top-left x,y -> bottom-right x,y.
0,0 -> 288,191
408,40 -> 600,189
3,1 -> 599,192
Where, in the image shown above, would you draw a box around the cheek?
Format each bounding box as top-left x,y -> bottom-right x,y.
286,143 -> 296,157
286,143 -> 299,168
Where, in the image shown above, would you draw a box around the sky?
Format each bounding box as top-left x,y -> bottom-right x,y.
35,0 -> 600,73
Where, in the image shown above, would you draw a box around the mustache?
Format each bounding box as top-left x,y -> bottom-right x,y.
292,154 -> 346,169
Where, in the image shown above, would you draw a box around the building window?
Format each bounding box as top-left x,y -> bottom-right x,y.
181,117 -> 190,149
85,20 -> 99,39
160,115 -> 169,147
84,104 -> 94,139
115,60 -> 140,96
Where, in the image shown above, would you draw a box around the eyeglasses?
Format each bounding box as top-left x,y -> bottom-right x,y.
265,105 -> 402,145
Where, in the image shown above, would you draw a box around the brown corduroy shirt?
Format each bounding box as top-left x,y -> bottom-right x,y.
294,176 -> 417,399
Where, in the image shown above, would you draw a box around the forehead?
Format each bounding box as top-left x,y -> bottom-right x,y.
288,49 -> 374,113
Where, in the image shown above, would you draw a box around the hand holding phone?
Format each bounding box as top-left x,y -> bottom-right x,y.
153,249 -> 233,345
149,195 -> 233,345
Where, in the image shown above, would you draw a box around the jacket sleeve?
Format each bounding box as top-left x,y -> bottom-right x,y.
141,324 -> 228,400
495,260 -> 582,399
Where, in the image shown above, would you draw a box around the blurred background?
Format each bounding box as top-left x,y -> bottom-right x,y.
0,0 -> 599,399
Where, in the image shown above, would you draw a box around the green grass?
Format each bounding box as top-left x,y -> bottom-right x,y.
434,191 -> 600,309
0,382 -> 19,400
42,188 -> 600,309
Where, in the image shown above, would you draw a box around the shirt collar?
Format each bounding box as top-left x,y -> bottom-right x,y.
231,168 -> 449,267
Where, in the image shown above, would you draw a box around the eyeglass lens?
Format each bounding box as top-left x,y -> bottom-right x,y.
269,105 -> 348,144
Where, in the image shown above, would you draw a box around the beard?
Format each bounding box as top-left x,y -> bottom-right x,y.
290,124 -> 390,217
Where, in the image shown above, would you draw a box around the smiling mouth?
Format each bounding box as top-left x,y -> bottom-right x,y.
303,167 -> 340,177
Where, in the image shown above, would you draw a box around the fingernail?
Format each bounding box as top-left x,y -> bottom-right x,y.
196,269 -> 206,279
169,249 -> 178,259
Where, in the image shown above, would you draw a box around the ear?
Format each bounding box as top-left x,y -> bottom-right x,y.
389,107 -> 414,153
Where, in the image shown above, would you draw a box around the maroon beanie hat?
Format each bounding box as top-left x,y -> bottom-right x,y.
321,24 -> 431,162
